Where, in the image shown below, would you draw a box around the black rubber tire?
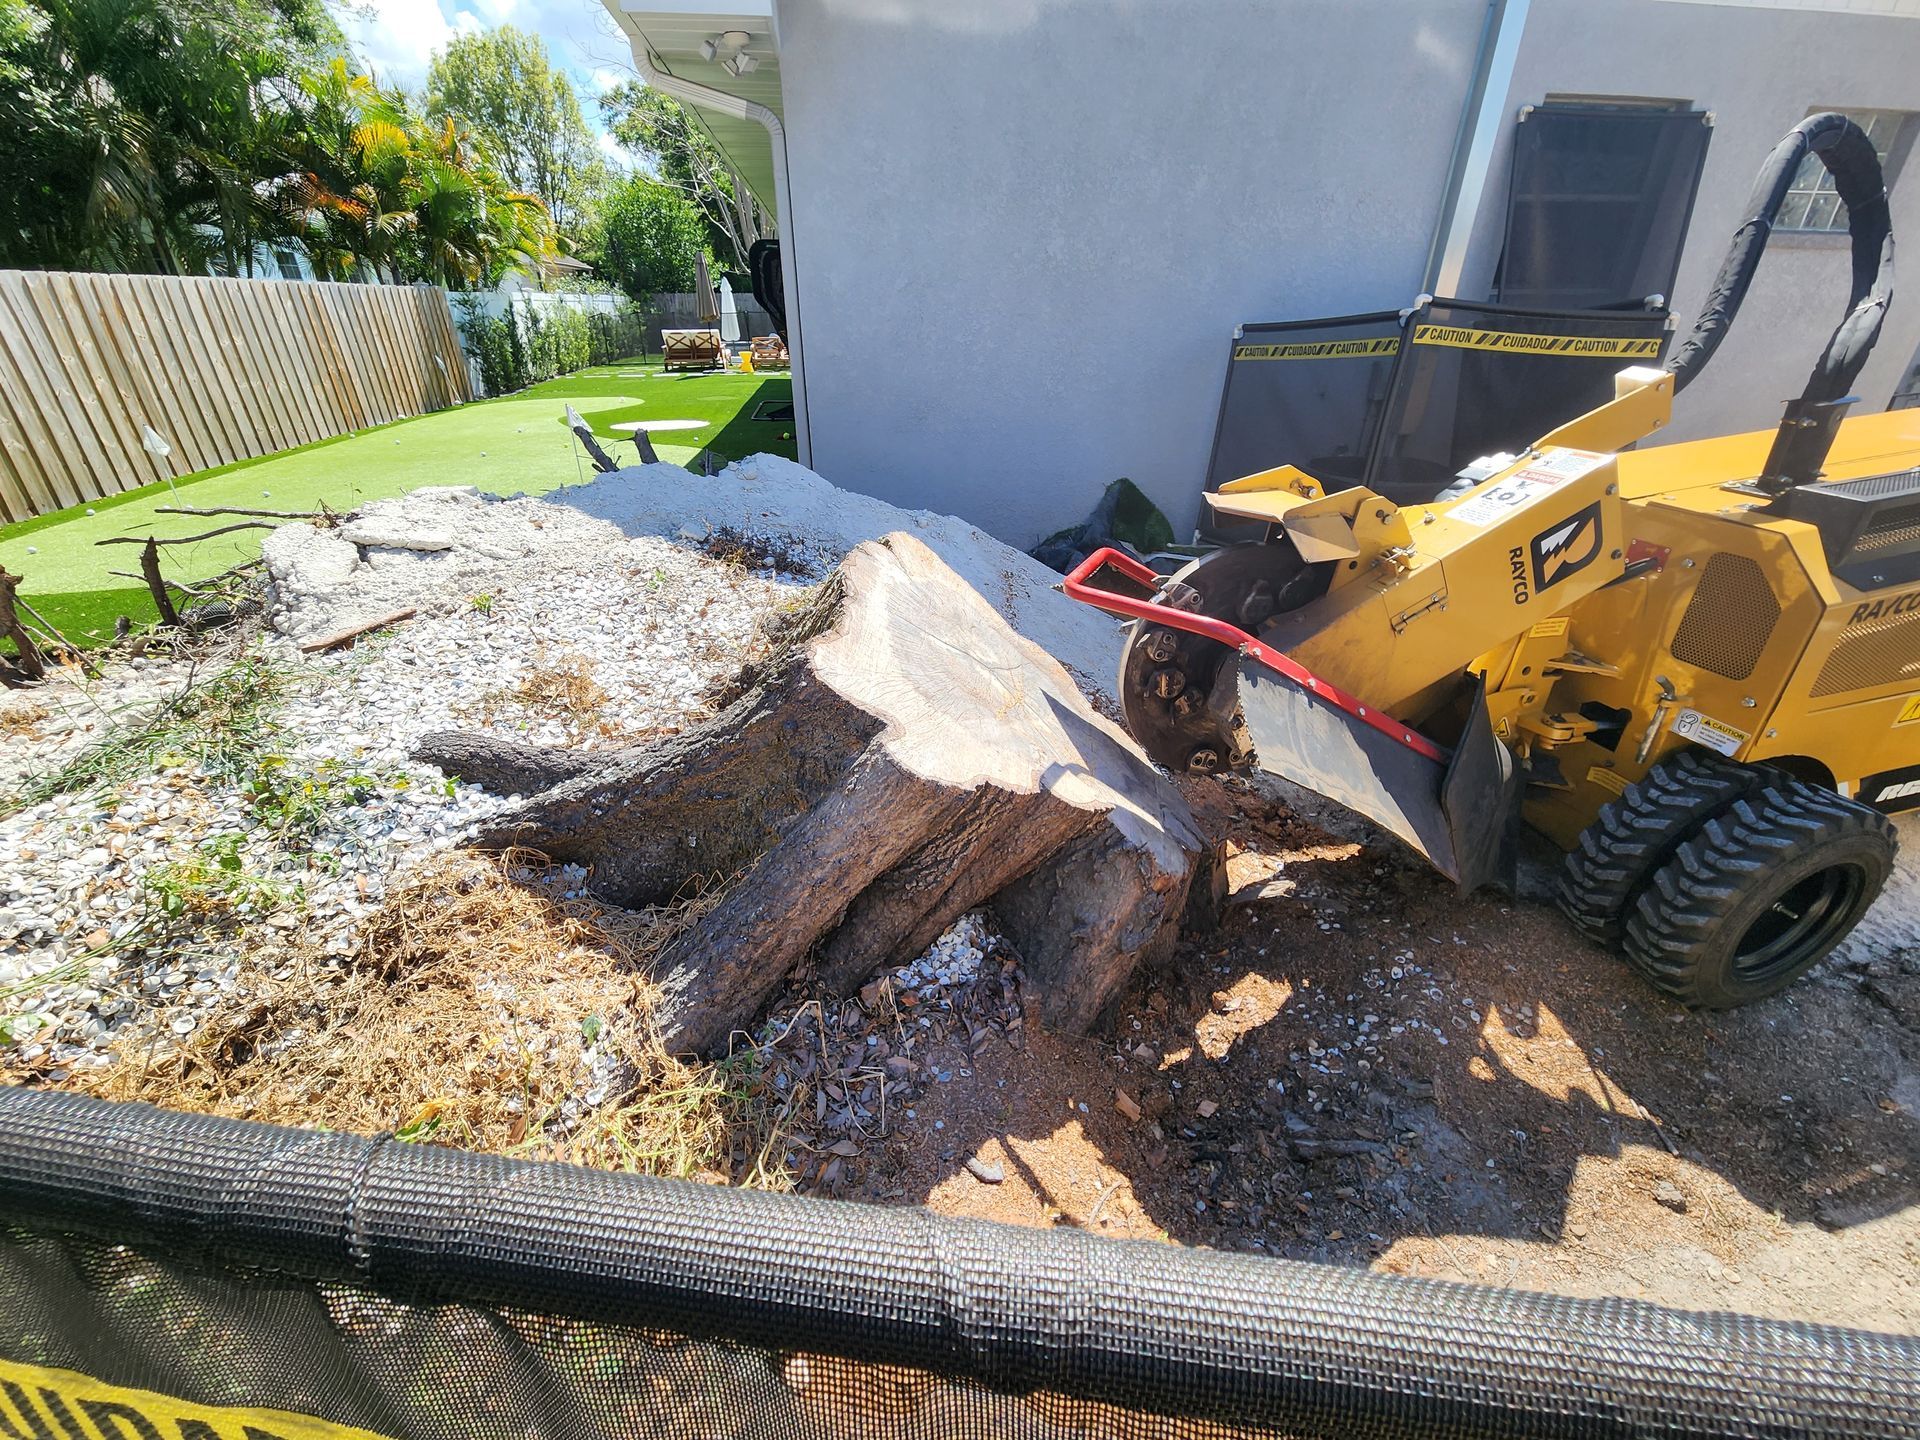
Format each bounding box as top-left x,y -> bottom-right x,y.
1623,780 -> 1896,1009
1557,751 -> 1767,946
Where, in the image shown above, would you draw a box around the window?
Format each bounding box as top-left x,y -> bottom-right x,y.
1779,109 -> 1913,232
272,246 -> 304,281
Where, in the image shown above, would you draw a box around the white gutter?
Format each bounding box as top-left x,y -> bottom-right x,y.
629,40 -> 811,467
1421,0 -> 1531,298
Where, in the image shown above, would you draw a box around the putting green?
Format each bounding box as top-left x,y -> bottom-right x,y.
2,362 -> 796,645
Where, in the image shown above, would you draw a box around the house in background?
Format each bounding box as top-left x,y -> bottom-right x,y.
606,0 -> 1920,547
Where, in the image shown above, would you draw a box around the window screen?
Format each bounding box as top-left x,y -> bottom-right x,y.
1496,104 -> 1712,310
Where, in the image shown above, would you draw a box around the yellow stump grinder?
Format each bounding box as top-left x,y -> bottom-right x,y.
1068,114 -> 1917,1008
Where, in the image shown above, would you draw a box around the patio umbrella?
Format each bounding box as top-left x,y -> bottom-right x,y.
694,251 -> 719,326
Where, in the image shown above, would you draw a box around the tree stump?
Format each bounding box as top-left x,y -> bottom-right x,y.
414,533 -> 1211,1054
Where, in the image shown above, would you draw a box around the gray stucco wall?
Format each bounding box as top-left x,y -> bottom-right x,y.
775,0 -> 1488,546
1457,0 -> 1920,448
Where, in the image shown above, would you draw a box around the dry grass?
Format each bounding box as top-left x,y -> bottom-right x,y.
702,526 -> 813,576
462,651 -> 614,745
0,697 -> 50,740
75,849 -> 794,1186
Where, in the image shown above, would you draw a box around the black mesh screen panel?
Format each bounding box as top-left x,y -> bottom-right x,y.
1499,106 -> 1712,311
1364,299 -> 1670,505
0,1089 -> 1915,1440
1200,313 -> 1404,540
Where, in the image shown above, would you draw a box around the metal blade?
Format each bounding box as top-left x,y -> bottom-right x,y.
1236,662 -> 1517,891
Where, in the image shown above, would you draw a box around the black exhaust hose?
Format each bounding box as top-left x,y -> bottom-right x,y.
1665,112 -> 1893,399
1,1088 -> 1916,1438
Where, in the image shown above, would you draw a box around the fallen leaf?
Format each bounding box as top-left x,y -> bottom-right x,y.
1114,1089 -> 1142,1123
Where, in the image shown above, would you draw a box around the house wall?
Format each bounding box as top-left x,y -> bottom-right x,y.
774,0 -> 1490,546
1454,0 -> 1920,449
772,0 -> 1920,546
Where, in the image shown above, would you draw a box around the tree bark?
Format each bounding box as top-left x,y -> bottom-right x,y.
415,534 -> 1208,1055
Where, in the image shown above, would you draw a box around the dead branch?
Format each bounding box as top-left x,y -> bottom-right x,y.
154,504 -> 328,521
298,608 -> 417,654
138,538 -> 179,626
0,568 -> 47,686
95,522 -> 276,548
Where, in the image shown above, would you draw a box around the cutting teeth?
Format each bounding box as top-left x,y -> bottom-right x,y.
1150,667 -> 1185,700
1143,629 -> 1179,664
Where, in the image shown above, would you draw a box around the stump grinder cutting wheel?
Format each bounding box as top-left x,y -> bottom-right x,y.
1069,114 -> 1918,1007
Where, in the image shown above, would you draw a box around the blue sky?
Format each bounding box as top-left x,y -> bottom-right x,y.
328,0 -> 634,159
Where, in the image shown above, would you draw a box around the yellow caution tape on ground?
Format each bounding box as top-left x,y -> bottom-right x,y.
1233,337 -> 1401,360
1409,325 -> 1663,358
0,1357 -> 396,1440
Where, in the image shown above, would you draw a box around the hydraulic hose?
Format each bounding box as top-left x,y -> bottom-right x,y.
1665,112 -> 1893,400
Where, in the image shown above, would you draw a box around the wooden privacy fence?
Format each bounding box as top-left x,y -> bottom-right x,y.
0,270 -> 473,524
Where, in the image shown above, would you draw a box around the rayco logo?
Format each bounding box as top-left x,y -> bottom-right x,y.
1530,503 -> 1604,594
1850,589 -> 1920,625
1509,547 -> 1529,605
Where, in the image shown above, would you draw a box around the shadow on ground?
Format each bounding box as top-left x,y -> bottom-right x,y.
840,779 -> 1919,1314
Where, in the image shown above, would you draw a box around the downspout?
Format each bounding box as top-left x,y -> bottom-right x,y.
630,41 -> 812,468
1420,0 -> 1531,298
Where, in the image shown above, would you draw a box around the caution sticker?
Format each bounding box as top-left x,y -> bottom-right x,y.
1448,449 -> 1608,527
0,1357 -> 395,1440
1409,325 -> 1663,358
1586,766 -> 1629,797
1234,337 -> 1400,361
1895,695 -> 1920,726
1673,708 -> 1750,758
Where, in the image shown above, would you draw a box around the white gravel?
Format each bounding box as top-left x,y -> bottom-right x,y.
2,479 -> 796,1077
2,453 -> 1127,1089
565,455 -> 1126,702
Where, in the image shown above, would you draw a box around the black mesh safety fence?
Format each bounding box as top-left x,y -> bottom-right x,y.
1200,300 -> 1670,538
1,1088 -> 1916,1440
1497,106 -> 1712,313
1362,299 -> 1671,506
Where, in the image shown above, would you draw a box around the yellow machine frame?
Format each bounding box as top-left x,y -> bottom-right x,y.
1207,372 -> 1920,848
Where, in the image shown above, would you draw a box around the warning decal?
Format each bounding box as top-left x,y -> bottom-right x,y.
1447,448 -> 1609,527
1409,325 -> 1663,358
1233,337 -> 1401,361
0,1358 -> 395,1440
1586,766 -> 1629,797
1673,709 -> 1751,758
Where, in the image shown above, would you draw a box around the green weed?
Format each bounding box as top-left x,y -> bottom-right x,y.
4,658 -> 290,816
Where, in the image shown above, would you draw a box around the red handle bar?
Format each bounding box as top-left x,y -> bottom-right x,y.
1061,547 -> 1449,765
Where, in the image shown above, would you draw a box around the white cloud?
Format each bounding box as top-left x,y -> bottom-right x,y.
329,0 -> 630,127
331,0 -> 474,89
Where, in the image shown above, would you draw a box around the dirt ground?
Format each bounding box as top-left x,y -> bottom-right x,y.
837,777 -> 1920,1333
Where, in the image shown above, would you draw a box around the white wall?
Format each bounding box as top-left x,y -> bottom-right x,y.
1458,0 -> 1920,446
775,0 -> 1489,546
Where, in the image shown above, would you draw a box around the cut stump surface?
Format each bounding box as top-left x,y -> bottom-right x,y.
415,533 -> 1209,1053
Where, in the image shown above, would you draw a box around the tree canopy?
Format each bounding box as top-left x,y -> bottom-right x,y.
426,25 -> 603,238
600,81 -> 772,271
0,0 -> 563,286
587,177 -> 708,300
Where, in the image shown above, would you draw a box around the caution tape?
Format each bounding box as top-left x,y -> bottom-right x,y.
1233,328 -> 1660,361
1233,337 -> 1400,361
0,1357 -> 395,1440
1410,325 -> 1663,358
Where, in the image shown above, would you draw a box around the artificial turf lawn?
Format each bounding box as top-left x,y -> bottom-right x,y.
1,361 -> 795,645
